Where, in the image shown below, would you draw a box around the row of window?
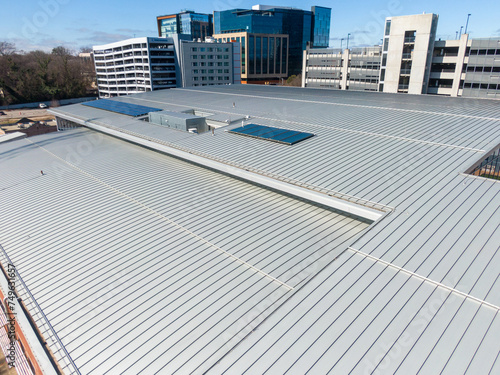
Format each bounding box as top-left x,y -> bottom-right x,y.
191,55 -> 229,60
463,82 -> 500,90
97,73 -> 151,79
192,69 -> 230,74
469,49 -> 500,56
465,65 -> 500,73
193,76 -> 230,81
191,47 -> 230,52
95,43 -> 148,54
99,80 -> 151,85
192,83 -> 228,87
192,62 -> 230,67
307,64 -> 342,68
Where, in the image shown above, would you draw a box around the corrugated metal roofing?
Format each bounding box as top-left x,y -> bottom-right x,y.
3,85 -> 500,374
0,128 -> 369,374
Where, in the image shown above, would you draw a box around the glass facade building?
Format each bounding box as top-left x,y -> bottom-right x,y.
157,11 -> 213,41
214,32 -> 288,83
214,6 -> 331,76
312,6 -> 331,48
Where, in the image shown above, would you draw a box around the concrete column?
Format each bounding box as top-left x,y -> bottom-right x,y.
341,49 -> 349,90
302,50 -> 307,87
451,33 -> 469,97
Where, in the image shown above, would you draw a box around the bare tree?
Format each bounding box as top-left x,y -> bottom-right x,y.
79,46 -> 93,54
0,41 -> 16,56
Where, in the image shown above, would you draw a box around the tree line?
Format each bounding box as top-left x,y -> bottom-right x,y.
0,42 -> 96,106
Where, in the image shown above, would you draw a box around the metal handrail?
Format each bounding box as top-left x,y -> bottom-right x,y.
0,245 -> 81,375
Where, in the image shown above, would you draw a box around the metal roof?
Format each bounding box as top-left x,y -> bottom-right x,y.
2,85 -> 499,374
0,131 -> 26,143
0,128 -> 369,373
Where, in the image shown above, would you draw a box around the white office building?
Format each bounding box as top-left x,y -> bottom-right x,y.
93,37 -> 177,98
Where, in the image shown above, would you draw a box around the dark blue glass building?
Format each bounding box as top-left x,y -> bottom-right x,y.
157,11 -> 213,42
214,5 -> 331,75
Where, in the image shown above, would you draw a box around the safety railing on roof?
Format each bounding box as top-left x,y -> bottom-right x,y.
0,244 -> 81,375
468,147 -> 500,180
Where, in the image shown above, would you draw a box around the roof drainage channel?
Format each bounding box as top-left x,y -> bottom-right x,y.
52,113 -> 388,222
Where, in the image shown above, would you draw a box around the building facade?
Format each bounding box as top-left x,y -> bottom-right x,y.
93,37 -> 177,98
175,38 -> 241,87
303,13 -> 500,99
380,13 -> 438,94
213,32 -> 288,84
302,47 -> 381,91
461,38 -> 500,99
157,11 -> 213,41
214,5 -> 330,77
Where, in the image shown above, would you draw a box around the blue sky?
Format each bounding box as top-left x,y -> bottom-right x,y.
2,0 -> 499,52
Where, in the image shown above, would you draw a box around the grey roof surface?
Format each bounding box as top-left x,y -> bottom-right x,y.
2,85 -> 499,374
0,128 -> 368,374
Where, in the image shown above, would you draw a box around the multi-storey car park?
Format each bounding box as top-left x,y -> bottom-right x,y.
303,13 -> 500,99
0,85 -> 499,374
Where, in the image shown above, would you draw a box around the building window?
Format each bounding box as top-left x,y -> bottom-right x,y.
192,47 -> 198,52
256,36 -> 261,74
385,20 -> 391,36
192,62 -> 198,66
192,55 -> 198,59
263,37 -> 268,74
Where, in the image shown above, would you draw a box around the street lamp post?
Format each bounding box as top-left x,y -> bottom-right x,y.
459,26 -> 464,39
346,33 -> 351,50
340,38 -> 345,51
465,13 -> 471,34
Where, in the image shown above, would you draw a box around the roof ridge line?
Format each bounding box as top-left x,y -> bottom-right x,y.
347,246 -> 500,311
179,88 -> 500,123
